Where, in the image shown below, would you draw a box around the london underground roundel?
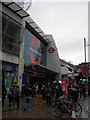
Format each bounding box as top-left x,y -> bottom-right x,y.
48,47 -> 55,54
29,37 -> 41,64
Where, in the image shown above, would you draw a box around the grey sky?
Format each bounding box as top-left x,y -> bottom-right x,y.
27,0 -> 88,65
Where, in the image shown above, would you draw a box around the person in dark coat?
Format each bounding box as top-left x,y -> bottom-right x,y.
24,84 -> 32,111
45,84 -> 52,107
12,84 -> 20,109
21,84 -> 26,99
8,85 -> 13,106
2,84 -> 7,105
73,80 -> 79,102
42,85 -> 45,101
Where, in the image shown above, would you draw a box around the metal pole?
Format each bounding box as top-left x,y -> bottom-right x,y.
84,38 -> 87,79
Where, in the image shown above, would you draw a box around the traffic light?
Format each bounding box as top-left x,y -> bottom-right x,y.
79,72 -> 83,84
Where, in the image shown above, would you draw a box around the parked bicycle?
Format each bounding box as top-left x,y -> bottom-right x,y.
52,88 -> 82,118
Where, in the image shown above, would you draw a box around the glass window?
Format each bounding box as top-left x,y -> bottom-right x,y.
2,12 -> 8,33
2,12 -> 22,56
6,18 -> 21,40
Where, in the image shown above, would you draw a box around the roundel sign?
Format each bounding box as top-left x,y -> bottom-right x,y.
29,37 -> 41,64
48,47 -> 55,54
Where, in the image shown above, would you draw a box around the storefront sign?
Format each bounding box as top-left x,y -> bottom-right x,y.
48,47 -> 55,53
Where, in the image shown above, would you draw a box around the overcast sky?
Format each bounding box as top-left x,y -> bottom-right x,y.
26,0 -> 88,65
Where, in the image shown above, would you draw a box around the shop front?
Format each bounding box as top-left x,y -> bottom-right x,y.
2,61 -> 18,94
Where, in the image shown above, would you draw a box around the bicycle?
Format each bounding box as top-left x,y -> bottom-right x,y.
52,95 -> 82,118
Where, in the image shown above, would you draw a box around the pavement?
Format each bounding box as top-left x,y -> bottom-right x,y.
2,95 -> 54,119
1,95 -> 90,120
80,95 -> 90,120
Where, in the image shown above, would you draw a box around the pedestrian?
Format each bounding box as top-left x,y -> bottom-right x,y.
33,84 -> 36,97
68,82 -> 71,98
8,85 -> 13,107
45,83 -> 52,107
2,84 -> 7,105
53,84 -> 63,101
12,84 -> 20,109
21,84 -> 26,99
42,84 -> 45,101
73,80 -> 79,102
24,84 -> 32,111
35,83 -> 38,97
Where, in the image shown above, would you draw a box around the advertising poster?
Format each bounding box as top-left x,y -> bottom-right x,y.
7,76 -> 13,89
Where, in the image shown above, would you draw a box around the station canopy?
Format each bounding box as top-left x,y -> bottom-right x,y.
2,1 -> 29,18
24,64 -> 58,79
25,17 -> 50,44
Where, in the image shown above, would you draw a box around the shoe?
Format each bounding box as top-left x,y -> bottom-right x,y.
24,108 -> 26,111
27,109 -> 30,111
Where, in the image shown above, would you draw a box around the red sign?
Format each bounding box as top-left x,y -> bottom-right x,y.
62,80 -> 68,97
30,37 -> 41,64
48,47 -> 55,53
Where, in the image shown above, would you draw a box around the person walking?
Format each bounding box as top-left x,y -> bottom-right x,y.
12,84 -> 20,109
21,84 -> 26,99
35,83 -> 38,97
24,84 -> 32,111
45,83 -> 52,107
8,85 -> 13,107
42,84 -> 45,101
2,84 -> 7,106
73,80 -> 79,102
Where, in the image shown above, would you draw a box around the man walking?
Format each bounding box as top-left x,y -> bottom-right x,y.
12,84 -> 20,109
24,84 -> 32,111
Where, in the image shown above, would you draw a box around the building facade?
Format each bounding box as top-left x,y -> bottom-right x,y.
75,62 -> 90,79
60,59 -> 75,82
23,17 -> 61,86
1,1 -> 61,94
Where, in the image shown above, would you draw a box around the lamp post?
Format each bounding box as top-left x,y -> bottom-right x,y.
84,38 -> 90,80
84,38 -> 87,79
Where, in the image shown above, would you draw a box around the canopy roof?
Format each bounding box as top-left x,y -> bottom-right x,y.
2,1 -> 29,18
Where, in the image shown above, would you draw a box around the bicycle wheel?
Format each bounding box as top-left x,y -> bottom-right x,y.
75,104 -> 82,118
52,103 -> 62,117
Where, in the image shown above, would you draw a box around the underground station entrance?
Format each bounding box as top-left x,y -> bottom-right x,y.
23,64 -> 58,86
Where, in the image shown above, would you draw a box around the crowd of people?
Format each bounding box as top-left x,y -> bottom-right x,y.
2,80 -> 88,111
